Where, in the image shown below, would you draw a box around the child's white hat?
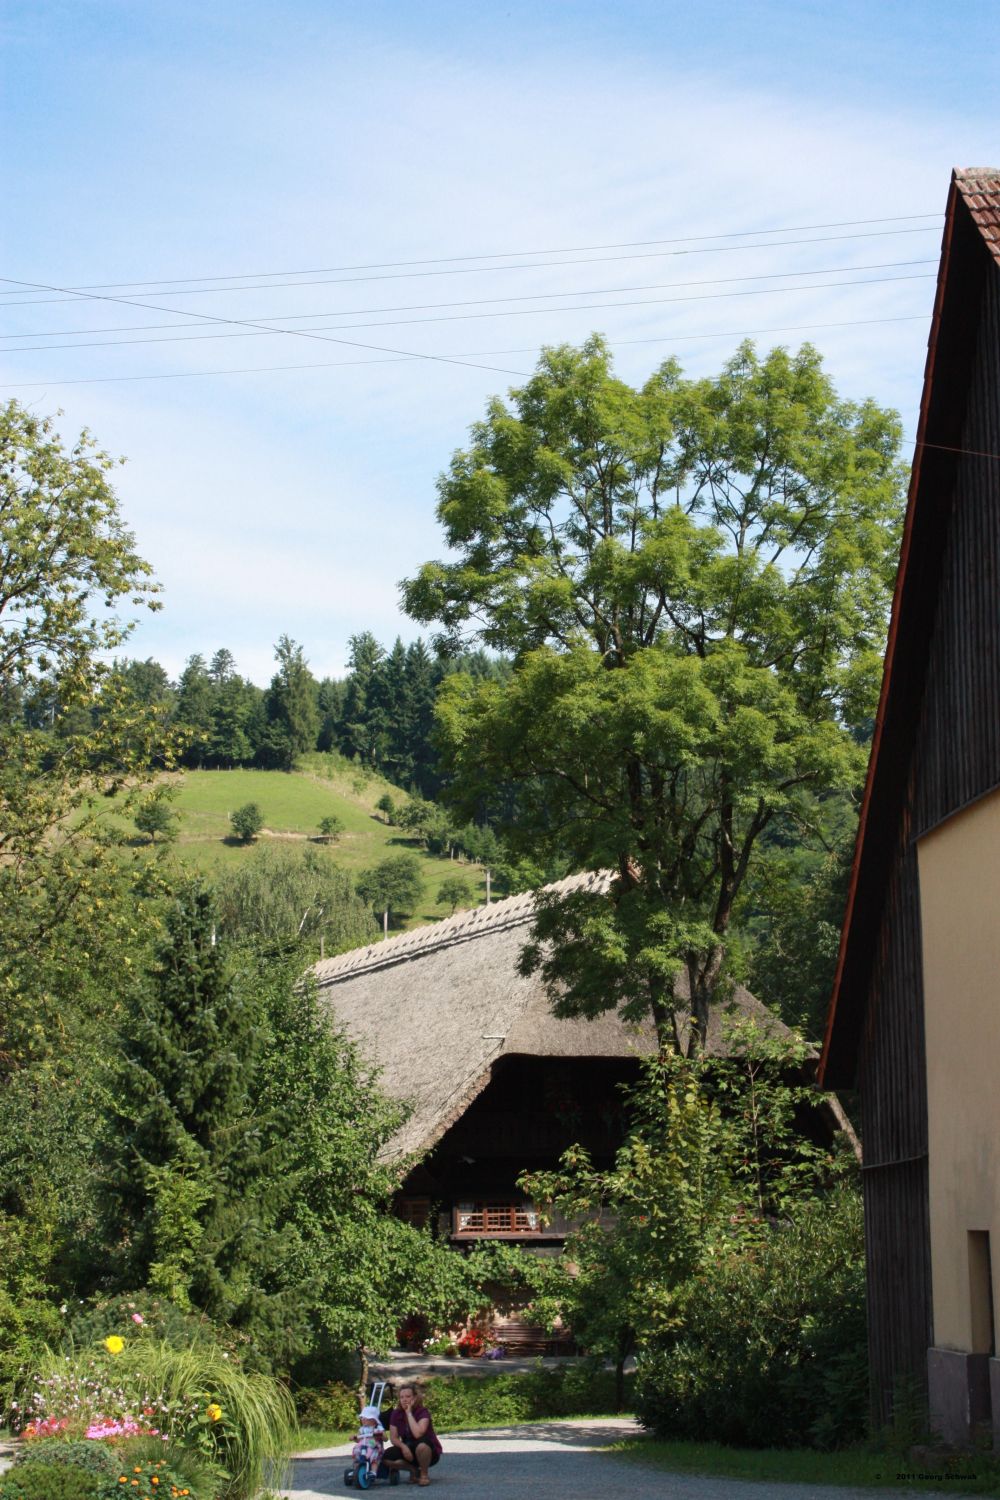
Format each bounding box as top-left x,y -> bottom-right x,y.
360,1405 -> 383,1425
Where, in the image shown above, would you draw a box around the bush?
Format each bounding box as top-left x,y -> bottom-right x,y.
229,803 -> 264,843
0,1465 -> 101,1500
67,1293 -> 222,1352
412,1364 -> 632,1430
634,1187 -> 867,1449
294,1380 -> 359,1431
12,1442 -> 120,1479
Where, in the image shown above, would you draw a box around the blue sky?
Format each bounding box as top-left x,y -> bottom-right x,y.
2,0 -> 998,682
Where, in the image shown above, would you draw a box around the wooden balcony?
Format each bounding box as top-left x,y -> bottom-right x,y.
451,1201 -> 542,1238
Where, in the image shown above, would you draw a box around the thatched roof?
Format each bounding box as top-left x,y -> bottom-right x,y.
312,872 -> 796,1162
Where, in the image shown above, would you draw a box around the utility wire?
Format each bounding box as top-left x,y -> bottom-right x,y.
0,257 -> 937,347
0,270 -> 936,356
0,274 -> 532,380
0,212 -> 940,299
0,312 -> 930,391
0,225 -> 940,307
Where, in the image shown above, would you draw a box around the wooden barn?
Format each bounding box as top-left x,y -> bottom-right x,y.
312,871 -> 806,1253
820,169 -> 1000,1444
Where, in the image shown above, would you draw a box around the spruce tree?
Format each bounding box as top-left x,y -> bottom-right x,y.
103,883 -> 300,1353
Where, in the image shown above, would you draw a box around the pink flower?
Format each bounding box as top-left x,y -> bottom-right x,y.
132,1314 -> 144,1325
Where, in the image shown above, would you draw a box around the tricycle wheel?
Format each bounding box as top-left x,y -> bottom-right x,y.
343,1468 -> 354,1487
357,1460 -> 373,1490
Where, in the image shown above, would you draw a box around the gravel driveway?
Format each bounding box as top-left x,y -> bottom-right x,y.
286,1417 -> 982,1499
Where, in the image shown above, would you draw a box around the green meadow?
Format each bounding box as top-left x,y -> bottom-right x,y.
103,755 -> 486,929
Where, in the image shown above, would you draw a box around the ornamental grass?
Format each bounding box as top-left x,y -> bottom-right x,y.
21,1340 -> 296,1500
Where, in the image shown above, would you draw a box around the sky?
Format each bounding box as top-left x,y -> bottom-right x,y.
2,0 -> 998,683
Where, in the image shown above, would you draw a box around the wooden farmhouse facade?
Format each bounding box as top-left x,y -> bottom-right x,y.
821,169 -> 1000,1444
312,871 -> 814,1258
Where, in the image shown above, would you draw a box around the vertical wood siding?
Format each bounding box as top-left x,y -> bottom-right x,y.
859,261 -> 1000,1423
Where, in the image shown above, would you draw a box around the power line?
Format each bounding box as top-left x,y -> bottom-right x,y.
0,273 -> 533,380
0,259 -> 937,353
0,312 -> 930,391
0,225 -> 941,307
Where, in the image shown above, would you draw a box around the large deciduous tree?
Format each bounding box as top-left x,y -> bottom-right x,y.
403,337 -> 905,1051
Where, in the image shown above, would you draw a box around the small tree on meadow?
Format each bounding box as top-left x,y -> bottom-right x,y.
230,802 -> 264,843
317,814 -> 344,843
356,853 -> 424,935
375,793 -> 396,824
134,789 -> 178,845
436,875 -> 474,915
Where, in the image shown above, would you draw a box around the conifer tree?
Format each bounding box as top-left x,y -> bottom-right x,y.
103,884 -> 300,1351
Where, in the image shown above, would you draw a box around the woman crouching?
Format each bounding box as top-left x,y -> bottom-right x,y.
383,1383 -> 443,1486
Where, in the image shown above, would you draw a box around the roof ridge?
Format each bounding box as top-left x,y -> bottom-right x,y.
312,869 -> 610,986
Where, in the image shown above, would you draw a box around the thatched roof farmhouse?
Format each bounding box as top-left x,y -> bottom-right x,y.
313,872 -> 839,1248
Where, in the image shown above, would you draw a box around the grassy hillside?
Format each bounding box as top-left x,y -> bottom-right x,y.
113,755 -> 487,931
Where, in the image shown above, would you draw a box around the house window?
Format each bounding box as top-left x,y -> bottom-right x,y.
395,1197 -> 431,1230
968,1231 -> 995,1356
453,1200 -> 540,1236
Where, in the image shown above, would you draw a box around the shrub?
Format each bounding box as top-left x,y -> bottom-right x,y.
412,1363 -> 632,1430
293,1380 -> 359,1431
12,1442 -> 120,1479
67,1294 -> 222,1353
317,814 -> 344,842
229,804 -> 264,843
634,1187 -> 867,1449
0,1465 -> 101,1500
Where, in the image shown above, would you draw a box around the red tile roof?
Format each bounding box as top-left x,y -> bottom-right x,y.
955,169 -> 1000,267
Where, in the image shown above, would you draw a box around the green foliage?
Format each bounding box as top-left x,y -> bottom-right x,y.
523,1026 -> 839,1411
405,337 -> 905,1049
228,803 -> 264,842
115,1442 -> 223,1500
0,1463 -> 101,1500
316,813 -> 344,842
261,636 -> 320,771
375,793 -> 396,823
634,1187 -> 867,1449
211,843 -> 375,953
356,853 -> 424,926
436,875 -> 474,913
134,788 -> 179,845
400,1365 -> 634,1430
26,1341 -> 296,1500
11,1443 -> 120,1480
67,1293 -> 221,1351
100,884 -> 296,1353
293,1380 -> 360,1431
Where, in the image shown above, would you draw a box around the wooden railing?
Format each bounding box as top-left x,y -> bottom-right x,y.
452,1202 -> 540,1236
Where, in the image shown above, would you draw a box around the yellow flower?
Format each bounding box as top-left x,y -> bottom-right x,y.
104,1335 -> 125,1355
205,1403 -> 222,1422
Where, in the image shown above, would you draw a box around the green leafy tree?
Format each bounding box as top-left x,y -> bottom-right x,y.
133,788 -> 179,845
375,792 -> 396,824
436,875 -> 475,914
405,337 -> 905,1051
523,1024 -> 835,1410
356,853 -> 424,933
230,802 -> 264,843
317,813 -> 344,843
212,843 -> 375,953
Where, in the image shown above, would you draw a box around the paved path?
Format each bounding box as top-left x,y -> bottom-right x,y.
286,1417 -> 982,1499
